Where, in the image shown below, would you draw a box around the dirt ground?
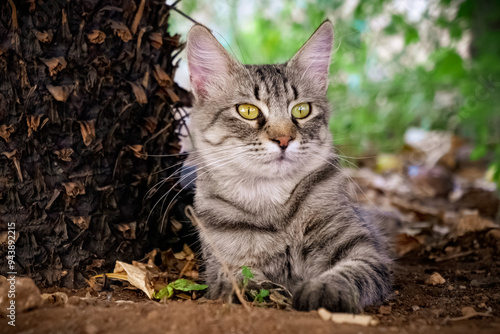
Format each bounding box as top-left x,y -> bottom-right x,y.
2,230 -> 499,334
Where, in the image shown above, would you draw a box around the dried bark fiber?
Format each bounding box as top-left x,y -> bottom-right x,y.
0,0 -> 192,287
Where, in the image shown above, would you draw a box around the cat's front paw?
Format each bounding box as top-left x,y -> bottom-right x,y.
292,280 -> 360,313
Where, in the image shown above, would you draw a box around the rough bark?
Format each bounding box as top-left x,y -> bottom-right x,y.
0,0 -> 191,287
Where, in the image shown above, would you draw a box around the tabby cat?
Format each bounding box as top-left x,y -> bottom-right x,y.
185,20 -> 392,312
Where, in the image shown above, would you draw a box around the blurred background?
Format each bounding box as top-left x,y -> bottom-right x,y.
168,0 -> 500,183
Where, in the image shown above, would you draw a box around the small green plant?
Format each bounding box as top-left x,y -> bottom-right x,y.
241,265 -> 254,286
253,289 -> 270,303
241,266 -> 269,304
154,279 -> 207,300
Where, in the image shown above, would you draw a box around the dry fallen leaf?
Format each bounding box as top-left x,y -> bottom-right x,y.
116,222 -> 137,239
0,124 -> 15,142
110,20 -> 132,42
62,180 -> 86,198
127,145 -> 147,159
454,210 -> 497,237
142,116 -> 157,134
113,261 -> 155,299
86,30 -> 106,44
33,29 -> 53,43
2,149 -> 22,182
153,64 -> 172,88
128,81 -> 147,104
395,234 -> 422,257
78,120 -> 96,146
54,148 -> 74,162
165,87 -> 180,103
71,216 -> 91,230
46,84 -> 74,102
149,32 -> 163,49
41,57 -> 67,76
448,306 -> 493,321
26,114 -> 42,137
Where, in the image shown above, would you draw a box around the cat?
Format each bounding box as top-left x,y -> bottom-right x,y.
185,20 -> 392,312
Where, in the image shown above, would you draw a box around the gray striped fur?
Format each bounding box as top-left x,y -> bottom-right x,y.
186,21 -> 392,312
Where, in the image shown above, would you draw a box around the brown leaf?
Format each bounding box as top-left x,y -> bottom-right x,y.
0,124 -> 15,142
127,145 -> 147,159
86,30 -> 106,44
46,84 -> 74,102
116,222 -> 137,239
149,32 -> 163,49
62,180 -> 86,198
143,116 -> 157,134
33,29 -> 53,43
86,259 -> 105,271
153,64 -> 172,88
41,57 -> 67,76
113,261 -> 155,299
71,216 -> 91,230
128,81 -> 147,104
110,21 -> 132,42
131,0 -> 146,35
54,148 -> 74,162
165,88 -> 180,103
26,114 -> 42,137
454,210 -> 497,237
78,120 -> 96,146
395,234 -> 422,257
2,149 -> 22,182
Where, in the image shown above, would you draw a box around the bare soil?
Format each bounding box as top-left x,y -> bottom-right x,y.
2,232 -> 499,334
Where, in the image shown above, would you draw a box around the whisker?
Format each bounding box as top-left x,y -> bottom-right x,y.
157,151 -> 247,233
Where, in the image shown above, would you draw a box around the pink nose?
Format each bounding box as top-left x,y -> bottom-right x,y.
271,136 -> 293,150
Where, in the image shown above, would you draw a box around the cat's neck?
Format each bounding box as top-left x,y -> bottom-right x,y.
200,161 -> 323,214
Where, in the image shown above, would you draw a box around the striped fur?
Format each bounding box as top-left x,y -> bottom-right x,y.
186,21 -> 392,312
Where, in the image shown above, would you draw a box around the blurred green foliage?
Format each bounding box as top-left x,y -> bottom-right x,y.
173,0 -> 500,181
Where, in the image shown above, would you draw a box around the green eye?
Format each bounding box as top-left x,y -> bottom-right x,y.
237,104 -> 260,120
291,103 -> 310,119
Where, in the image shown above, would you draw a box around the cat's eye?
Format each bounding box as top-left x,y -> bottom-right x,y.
237,104 -> 260,120
291,103 -> 311,119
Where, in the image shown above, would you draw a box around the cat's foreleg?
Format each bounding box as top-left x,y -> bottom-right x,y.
292,255 -> 392,312
204,256 -> 270,300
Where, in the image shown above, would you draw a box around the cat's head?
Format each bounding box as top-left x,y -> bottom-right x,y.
186,21 -> 334,178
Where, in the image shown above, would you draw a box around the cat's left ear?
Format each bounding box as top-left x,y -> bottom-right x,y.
288,20 -> 334,92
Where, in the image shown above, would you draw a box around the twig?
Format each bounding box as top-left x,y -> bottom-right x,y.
446,312 -> 492,322
256,280 -> 293,297
433,250 -> 475,263
170,7 -> 201,25
185,205 -> 251,311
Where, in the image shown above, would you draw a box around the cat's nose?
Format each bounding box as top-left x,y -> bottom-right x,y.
271,136 -> 294,150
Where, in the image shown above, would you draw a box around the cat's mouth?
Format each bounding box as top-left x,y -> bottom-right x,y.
271,151 -> 293,163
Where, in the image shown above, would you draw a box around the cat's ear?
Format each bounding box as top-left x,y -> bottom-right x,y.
187,25 -> 241,101
288,20 -> 334,92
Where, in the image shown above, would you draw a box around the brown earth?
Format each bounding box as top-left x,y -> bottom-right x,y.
2,232 -> 499,334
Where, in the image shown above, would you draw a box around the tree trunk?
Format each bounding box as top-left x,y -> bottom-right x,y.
0,0 -> 191,287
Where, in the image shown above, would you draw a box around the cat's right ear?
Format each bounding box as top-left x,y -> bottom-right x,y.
186,25 -> 240,101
